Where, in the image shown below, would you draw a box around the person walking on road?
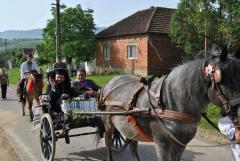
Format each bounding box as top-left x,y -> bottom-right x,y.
0,69 -> 9,100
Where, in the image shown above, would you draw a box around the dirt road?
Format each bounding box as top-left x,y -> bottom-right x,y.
0,119 -> 22,161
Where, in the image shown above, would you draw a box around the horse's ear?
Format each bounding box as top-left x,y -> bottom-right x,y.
220,46 -> 228,62
234,47 -> 240,59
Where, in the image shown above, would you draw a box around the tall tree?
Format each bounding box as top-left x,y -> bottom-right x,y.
169,0 -> 240,55
40,4 -> 96,65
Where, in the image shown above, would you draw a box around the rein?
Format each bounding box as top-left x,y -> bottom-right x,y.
204,60 -> 240,114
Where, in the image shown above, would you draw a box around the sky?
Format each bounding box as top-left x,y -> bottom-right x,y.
0,0 -> 180,32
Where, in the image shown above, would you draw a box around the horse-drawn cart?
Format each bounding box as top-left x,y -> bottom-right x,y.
34,95 -> 128,161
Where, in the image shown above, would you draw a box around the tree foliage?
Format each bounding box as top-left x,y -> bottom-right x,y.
39,4 -> 96,65
169,0 -> 240,54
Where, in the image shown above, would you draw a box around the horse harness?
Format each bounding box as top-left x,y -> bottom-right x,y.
97,76 -> 197,124
204,62 -> 240,115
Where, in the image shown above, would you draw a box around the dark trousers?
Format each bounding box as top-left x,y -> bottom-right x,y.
19,78 -> 25,99
1,84 -> 7,98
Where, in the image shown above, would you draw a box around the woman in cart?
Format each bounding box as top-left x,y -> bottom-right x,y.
71,68 -> 100,99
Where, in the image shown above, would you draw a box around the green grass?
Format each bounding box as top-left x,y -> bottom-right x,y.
87,74 -> 119,87
8,67 -> 20,84
8,67 -> 119,87
198,103 -> 221,129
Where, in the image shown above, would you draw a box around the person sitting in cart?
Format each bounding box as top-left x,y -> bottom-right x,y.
49,68 -> 76,113
71,68 -> 100,99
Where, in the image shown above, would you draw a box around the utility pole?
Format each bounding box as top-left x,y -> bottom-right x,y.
52,0 -> 61,62
204,0 -> 208,58
4,39 -> 7,55
4,39 -> 7,68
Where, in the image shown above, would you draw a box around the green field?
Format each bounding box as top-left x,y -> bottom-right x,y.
8,67 -> 118,86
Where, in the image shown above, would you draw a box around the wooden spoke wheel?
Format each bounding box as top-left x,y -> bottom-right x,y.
111,129 -> 128,152
40,113 -> 56,161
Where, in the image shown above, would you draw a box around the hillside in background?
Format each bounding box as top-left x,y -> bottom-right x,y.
0,29 -> 43,39
0,39 -> 42,52
0,27 -> 105,40
0,27 -> 105,52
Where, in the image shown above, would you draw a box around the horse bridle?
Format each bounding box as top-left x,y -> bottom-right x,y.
204,62 -> 240,114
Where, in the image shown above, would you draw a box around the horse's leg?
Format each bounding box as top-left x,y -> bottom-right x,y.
21,100 -> 26,116
27,98 -> 33,121
102,115 -> 115,161
150,121 -> 185,161
128,139 -> 140,161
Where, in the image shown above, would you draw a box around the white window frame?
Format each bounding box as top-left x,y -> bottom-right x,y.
127,44 -> 137,59
103,45 -> 110,60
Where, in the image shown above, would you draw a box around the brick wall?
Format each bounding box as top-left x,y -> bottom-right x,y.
96,34 -> 148,75
96,33 -> 185,76
147,33 -> 185,75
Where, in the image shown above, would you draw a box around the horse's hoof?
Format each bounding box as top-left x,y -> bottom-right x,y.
22,113 -> 25,116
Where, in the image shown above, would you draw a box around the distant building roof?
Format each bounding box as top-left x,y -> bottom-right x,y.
97,6 -> 174,38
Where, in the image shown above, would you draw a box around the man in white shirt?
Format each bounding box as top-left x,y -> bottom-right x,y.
18,53 -> 38,102
218,116 -> 240,161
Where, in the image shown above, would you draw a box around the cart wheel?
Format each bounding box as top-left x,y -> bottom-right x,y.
111,129 -> 128,152
40,113 -> 56,161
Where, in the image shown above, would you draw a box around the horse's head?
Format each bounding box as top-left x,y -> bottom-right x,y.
27,70 -> 44,94
204,47 -> 240,124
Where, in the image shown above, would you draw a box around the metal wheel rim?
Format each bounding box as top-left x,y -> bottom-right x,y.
40,113 -> 56,161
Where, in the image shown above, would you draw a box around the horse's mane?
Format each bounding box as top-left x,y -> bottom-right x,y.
220,57 -> 240,91
168,58 -> 206,91
163,58 -> 208,111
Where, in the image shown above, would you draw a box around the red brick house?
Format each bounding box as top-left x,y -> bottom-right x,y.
96,6 -> 185,76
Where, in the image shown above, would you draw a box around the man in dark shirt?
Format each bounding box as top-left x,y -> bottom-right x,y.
49,68 -> 75,113
71,68 -> 100,99
53,56 -> 67,70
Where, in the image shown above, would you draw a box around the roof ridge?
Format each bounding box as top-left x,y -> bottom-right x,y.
96,6 -> 174,38
145,7 -> 157,32
97,8 -> 153,36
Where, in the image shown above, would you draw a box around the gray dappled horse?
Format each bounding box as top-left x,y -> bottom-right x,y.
100,47 -> 240,161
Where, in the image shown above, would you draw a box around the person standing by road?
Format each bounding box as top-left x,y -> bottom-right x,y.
0,69 -> 9,100
53,56 -> 67,70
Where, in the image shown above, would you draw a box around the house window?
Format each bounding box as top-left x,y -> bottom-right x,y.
127,45 -> 137,59
103,45 -> 110,60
